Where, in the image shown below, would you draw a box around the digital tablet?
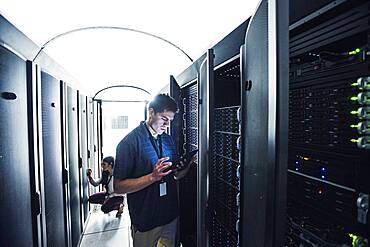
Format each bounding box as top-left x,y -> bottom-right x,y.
163,149 -> 198,172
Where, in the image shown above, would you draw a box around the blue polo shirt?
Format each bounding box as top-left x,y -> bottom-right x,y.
114,121 -> 179,232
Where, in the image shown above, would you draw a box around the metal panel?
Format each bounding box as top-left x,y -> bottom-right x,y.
94,100 -> 103,176
271,0 -> 289,244
40,71 -> 67,247
67,86 -> 82,246
179,81 -> 198,247
60,81 -> 72,247
87,98 -> 97,194
0,45 -> 34,246
170,75 -> 182,155
240,0 -> 288,246
27,60 -> 46,246
212,20 -> 249,68
198,49 -> 214,247
78,92 -> 89,222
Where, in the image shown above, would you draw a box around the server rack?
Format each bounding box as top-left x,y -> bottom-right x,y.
169,77 -> 199,246
208,54 -> 241,247
172,24 -> 248,247
1,13 -> 100,247
286,0 -> 370,245
171,0 -> 288,245
27,61 -> 46,247
40,71 -> 68,246
61,80 -> 72,247
0,46 -> 38,246
77,93 -> 89,223
67,86 -> 82,246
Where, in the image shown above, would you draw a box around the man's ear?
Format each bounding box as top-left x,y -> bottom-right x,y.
148,108 -> 155,117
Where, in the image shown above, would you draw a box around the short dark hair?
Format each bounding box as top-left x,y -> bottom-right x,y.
148,94 -> 178,113
103,156 -> 114,168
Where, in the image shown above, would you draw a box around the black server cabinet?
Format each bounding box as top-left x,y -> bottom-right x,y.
60,81 -> 72,247
40,71 -> 68,246
287,0 -> 370,245
198,50 -> 214,247
208,56 -> 241,247
87,99 -> 97,194
78,92 -> 89,224
0,46 -> 36,246
67,86 -> 82,246
239,0 -> 288,245
95,100 -> 103,177
173,25 -> 248,247
173,0 -> 289,244
173,78 -> 199,247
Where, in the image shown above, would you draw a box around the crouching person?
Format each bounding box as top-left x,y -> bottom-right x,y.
87,156 -> 125,217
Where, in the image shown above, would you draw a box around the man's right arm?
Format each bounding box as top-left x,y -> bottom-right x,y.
114,157 -> 172,194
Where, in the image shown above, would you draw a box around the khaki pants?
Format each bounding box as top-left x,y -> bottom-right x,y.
131,218 -> 177,247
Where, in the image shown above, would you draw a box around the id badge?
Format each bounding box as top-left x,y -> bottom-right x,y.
159,182 -> 167,197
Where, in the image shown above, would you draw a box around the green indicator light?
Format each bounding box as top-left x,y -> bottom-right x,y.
350,124 -> 359,128
351,96 -> 358,101
351,82 -> 358,86
348,233 -> 359,246
350,139 -> 359,143
349,48 -> 361,55
350,110 -> 358,115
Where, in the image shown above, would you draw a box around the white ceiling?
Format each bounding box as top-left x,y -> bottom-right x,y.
0,0 -> 259,98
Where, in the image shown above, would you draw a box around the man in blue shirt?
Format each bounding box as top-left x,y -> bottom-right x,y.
114,94 -> 192,247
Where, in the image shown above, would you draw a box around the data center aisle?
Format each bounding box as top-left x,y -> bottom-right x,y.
79,198 -> 133,247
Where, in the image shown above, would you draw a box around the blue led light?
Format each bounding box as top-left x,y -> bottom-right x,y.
321,175 -> 325,179
296,161 -> 299,164
295,168 -> 298,171
321,167 -> 325,171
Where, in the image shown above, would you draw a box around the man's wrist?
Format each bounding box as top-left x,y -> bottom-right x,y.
148,173 -> 157,183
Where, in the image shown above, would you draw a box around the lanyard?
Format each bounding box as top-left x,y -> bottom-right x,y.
145,123 -> 163,159
145,123 -> 166,184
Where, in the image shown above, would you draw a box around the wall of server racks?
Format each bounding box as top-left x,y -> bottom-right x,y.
286,0 -> 370,246
169,49 -> 246,247
0,15 -> 102,247
167,0 -> 289,245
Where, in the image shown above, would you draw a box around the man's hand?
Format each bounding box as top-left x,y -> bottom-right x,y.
150,157 -> 172,182
177,154 -> 197,170
174,155 -> 197,180
86,168 -> 92,177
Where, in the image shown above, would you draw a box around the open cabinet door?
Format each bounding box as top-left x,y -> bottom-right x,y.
240,0 -> 288,246
177,78 -> 199,247
198,49 -> 214,247
170,75 -> 183,156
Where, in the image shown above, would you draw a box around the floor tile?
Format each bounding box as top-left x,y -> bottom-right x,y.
80,227 -> 132,247
83,204 -> 131,234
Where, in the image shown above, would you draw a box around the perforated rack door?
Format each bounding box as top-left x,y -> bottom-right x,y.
209,105 -> 241,247
179,81 -> 198,246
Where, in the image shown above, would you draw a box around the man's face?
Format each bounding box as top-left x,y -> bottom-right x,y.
149,109 -> 175,135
